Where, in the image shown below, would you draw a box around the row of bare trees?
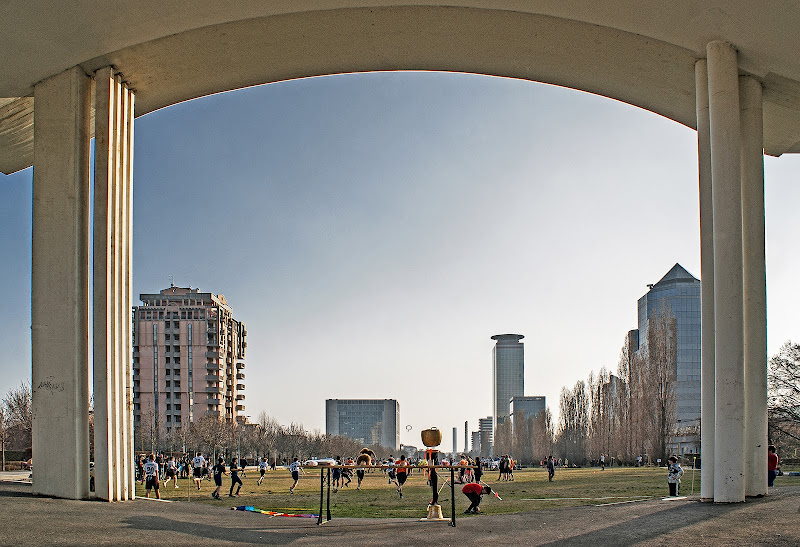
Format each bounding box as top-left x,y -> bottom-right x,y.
493,407 -> 554,464
133,410 -> 393,463
554,307 -> 679,465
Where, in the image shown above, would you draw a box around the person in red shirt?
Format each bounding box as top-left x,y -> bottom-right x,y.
462,483 -> 492,514
768,445 -> 779,487
394,455 -> 410,498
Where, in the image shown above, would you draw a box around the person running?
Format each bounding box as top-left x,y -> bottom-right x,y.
355,459 -> 366,490
192,452 -> 206,490
257,457 -> 268,486
386,456 -> 398,486
211,456 -> 227,500
332,456 -> 342,492
342,458 -> 353,488
395,454 -> 410,498
240,457 -> 248,479
163,456 -> 178,488
228,457 -> 243,497
289,457 -> 303,494
143,454 -> 160,499
462,483 -> 491,514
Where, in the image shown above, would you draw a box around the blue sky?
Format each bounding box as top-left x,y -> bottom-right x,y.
1,71 -> 798,452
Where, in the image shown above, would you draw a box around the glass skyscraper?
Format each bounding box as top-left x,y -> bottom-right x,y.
634,263 -> 701,427
492,334 -> 524,430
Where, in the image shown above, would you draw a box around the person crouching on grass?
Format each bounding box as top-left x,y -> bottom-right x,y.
462,483 -> 491,514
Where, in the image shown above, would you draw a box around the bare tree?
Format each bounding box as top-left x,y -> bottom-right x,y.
0,404 -> 8,471
556,381 -> 589,464
768,341 -> 800,455
4,382 -> 32,432
644,306 -> 678,463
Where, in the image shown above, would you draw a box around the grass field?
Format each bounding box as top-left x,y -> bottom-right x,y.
134,465 -> 800,518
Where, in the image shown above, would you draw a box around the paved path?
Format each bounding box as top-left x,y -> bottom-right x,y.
0,479 -> 797,545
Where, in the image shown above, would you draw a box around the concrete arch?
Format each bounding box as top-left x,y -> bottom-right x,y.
2,1 -> 787,503
3,2 -> 800,173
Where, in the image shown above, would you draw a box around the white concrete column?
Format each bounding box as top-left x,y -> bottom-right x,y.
123,87 -> 136,501
695,58 -> 715,502
707,41 -> 745,503
94,67 -> 135,501
31,66 -> 92,499
740,75 -> 767,498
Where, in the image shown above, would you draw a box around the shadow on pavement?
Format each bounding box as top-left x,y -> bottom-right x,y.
123,515 -> 306,545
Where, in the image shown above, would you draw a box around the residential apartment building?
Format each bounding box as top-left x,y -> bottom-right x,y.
132,285 -> 247,437
325,399 -> 399,450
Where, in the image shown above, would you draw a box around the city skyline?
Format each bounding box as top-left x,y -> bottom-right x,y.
1,71 -> 799,453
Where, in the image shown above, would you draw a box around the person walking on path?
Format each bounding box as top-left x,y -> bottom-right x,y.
547,456 -> 555,482
211,457 -> 227,500
192,452 -> 206,490
144,454 -> 161,499
462,483 -> 491,514
289,457 -> 304,494
257,457 -> 268,486
667,456 -> 684,496
768,445 -> 780,487
229,457 -> 243,497
600,454 -> 605,471
394,454 -> 410,498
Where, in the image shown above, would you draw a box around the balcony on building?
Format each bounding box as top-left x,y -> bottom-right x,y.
236,404 -> 245,411
206,350 -> 219,358
205,374 -> 221,382
206,410 -> 220,417
236,362 -> 245,370
235,394 -> 245,400
206,398 -> 220,405
236,384 -> 245,391
236,372 -> 245,380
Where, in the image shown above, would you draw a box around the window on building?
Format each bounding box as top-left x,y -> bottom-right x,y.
166,392 -> 171,399
164,345 -> 169,354
174,380 -> 181,388
174,321 -> 180,328
174,334 -> 180,342
165,369 -> 170,376
181,311 -> 186,319
159,311 -> 164,319
166,404 -> 171,410
165,380 -> 171,388
173,346 -> 180,354
165,333 -> 170,340
174,369 -> 180,376
174,403 -> 181,410
166,415 -> 171,422
174,357 -> 181,364
165,357 -> 171,364
175,415 -> 181,423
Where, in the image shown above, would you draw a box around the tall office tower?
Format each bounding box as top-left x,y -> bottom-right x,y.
492,334 -> 524,430
628,264 -> 701,454
325,399 -> 399,450
132,285 -> 247,439
635,264 -> 701,427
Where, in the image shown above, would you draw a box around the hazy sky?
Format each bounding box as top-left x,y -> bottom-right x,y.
1,71 -> 798,453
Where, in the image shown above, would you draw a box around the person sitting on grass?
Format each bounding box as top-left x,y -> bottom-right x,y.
462,483 -> 491,514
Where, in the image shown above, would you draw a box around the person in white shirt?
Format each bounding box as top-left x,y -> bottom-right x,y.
288,457 -> 304,494
163,456 -> 179,488
144,454 -> 160,499
192,452 -> 207,490
257,457 -> 269,486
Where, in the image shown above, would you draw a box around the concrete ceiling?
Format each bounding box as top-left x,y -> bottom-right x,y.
2,1 -> 800,174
